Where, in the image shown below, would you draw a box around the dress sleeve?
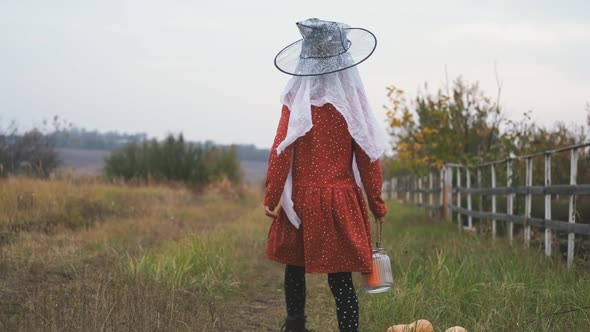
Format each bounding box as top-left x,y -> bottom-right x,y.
264,105 -> 294,210
353,140 -> 388,219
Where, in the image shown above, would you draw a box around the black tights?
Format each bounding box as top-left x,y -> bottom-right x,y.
284,265 -> 359,332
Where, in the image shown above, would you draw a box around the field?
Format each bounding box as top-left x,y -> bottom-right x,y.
56,148 -> 112,175
1,177 -> 589,331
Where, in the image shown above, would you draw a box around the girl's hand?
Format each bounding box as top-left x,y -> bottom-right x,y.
264,206 -> 279,219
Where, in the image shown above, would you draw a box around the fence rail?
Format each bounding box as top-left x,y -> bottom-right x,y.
384,142 -> 590,269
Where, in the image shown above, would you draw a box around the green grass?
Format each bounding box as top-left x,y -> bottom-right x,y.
125,235 -> 240,295
356,202 -> 590,331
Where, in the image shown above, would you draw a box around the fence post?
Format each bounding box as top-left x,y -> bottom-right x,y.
429,172 -> 433,210
477,167 -> 483,228
410,175 -> 417,205
440,168 -> 444,220
457,167 -> 462,230
568,148 -> 578,269
442,165 -> 452,221
392,178 -> 397,201
507,159 -> 514,244
447,166 -> 453,220
405,175 -> 412,204
544,153 -> 552,257
466,168 -> 473,229
418,176 -> 423,206
491,163 -> 497,240
413,176 -> 420,205
525,157 -> 532,247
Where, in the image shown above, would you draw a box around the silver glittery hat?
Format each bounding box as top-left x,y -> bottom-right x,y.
274,18 -> 377,76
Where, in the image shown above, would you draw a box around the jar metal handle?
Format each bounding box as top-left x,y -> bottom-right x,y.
376,219 -> 383,248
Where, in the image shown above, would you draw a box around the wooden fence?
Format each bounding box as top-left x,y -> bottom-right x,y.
384,142 -> 590,268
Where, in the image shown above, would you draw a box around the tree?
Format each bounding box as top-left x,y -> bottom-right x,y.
384,76 -> 590,187
104,134 -> 242,185
384,77 -> 514,175
0,124 -> 60,178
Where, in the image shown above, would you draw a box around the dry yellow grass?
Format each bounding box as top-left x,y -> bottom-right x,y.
1,176 -> 589,331
0,176 -> 189,233
0,176 -> 265,331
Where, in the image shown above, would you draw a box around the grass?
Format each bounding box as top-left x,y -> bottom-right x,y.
0,177 -> 257,331
0,176 -> 589,331
0,176 -> 186,232
357,204 -> 590,331
125,235 -> 240,294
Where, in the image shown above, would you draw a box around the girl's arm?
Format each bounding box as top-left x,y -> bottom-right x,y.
264,105 -> 293,211
353,140 -> 388,219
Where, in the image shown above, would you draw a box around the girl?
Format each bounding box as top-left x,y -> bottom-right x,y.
264,18 -> 388,332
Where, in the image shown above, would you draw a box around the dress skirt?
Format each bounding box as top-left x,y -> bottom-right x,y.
266,185 -> 374,273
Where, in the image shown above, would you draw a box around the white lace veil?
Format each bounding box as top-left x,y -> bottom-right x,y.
276,67 -> 388,229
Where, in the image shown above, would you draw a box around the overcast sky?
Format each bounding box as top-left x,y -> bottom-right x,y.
1,0 -> 589,149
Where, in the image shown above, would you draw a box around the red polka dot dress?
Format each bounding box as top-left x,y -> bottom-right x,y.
265,103 -> 388,273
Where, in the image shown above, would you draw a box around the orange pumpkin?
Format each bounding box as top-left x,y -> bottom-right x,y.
444,327 -> 467,332
386,325 -> 408,332
386,319 -> 433,332
411,320 -> 434,332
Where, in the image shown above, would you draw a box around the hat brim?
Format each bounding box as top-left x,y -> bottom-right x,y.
274,28 -> 377,76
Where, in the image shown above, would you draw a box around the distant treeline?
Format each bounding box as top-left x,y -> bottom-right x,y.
53,128 -> 270,162
105,134 -> 242,185
1,118 -> 266,183
52,128 -> 148,151
234,144 -> 269,162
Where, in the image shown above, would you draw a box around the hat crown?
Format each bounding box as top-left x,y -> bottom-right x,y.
297,18 -> 350,59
